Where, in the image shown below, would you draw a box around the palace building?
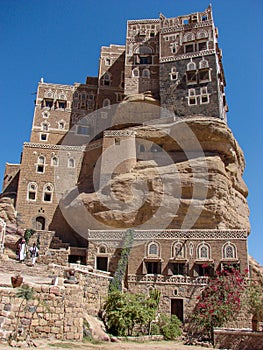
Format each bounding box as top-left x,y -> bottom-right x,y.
2,6 -> 249,322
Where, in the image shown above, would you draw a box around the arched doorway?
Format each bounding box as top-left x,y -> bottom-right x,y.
35,216 -> 45,230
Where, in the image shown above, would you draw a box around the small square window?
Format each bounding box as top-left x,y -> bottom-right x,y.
115,138 -> 121,145
185,44 -> 194,53
40,133 -> 47,141
202,15 -> 208,22
29,192 -> 36,200
189,97 -> 197,105
44,99 -> 53,108
58,101 -> 66,109
44,193 -> 51,202
183,19 -> 189,25
37,165 -> 44,173
198,42 -> 207,51
201,95 -> 209,104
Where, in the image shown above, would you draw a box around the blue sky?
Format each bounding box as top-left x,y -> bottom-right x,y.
0,0 -> 262,264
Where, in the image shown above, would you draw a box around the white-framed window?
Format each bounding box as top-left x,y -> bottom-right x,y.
197,243 -> 210,260
41,122 -> 49,131
105,58 -> 111,66
98,244 -> 107,254
42,111 -> 49,118
103,98 -> 111,108
170,67 -> 178,81
36,156 -> 45,173
198,41 -> 207,51
27,182 -> 37,201
142,68 -> 150,78
189,242 -> 194,257
43,183 -> 53,203
68,158 -> 75,168
132,68 -> 139,78
199,59 -> 209,69
40,133 -> 48,141
51,156 -> 59,167
147,242 -> 160,257
196,30 -> 208,39
102,72 -> 111,86
183,32 -> 195,42
187,88 -> 197,105
223,242 -> 237,259
170,43 -> 178,54
187,61 -> 196,71
184,43 -> 195,53
173,242 -> 184,258
200,86 -> 210,104
58,121 -> 65,129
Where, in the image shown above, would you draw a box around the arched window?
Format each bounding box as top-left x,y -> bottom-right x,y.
37,156 -> 45,173
51,156 -> 59,166
132,68 -> 139,77
27,182 -> 37,201
102,73 -> 111,86
223,243 -> 236,259
173,242 -> 184,258
198,243 -> 210,260
103,98 -> 111,108
43,183 -> 53,202
184,32 -> 195,42
35,216 -> 45,230
148,242 -> 159,256
142,68 -> 150,78
199,59 -> 209,69
98,245 -> 107,254
42,122 -> 49,131
137,45 -> 153,54
187,61 -> 196,71
189,242 -> 194,257
68,158 -> 75,168
196,30 -> 208,39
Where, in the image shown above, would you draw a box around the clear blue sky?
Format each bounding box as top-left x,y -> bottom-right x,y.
0,0 -> 262,264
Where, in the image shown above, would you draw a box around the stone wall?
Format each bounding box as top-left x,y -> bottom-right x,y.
214,328 -> 263,350
0,284 -> 83,341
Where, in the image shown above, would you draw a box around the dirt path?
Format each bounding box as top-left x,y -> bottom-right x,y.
0,339 -> 214,350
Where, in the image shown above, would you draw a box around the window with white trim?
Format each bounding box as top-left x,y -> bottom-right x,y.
170,67 -> 178,81
200,86 -> 209,104
42,122 -> 49,131
223,243 -> 236,259
148,242 -> 159,256
198,243 -> 210,259
51,156 -> 59,167
196,30 -> 208,39
132,68 -> 139,78
198,41 -> 207,51
199,59 -> 209,69
102,73 -> 111,86
105,58 -> 111,66
27,182 -> 37,201
187,61 -> 196,71
173,242 -> 184,258
36,156 -> 45,173
188,89 -> 197,105
68,158 -> 75,168
184,32 -> 195,42
40,133 -> 48,141
142,68 -> 150,78
43,183 -> 53,202
103,98 -> 111,108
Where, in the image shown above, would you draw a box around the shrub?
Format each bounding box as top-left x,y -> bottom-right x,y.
157,314 -> 182,340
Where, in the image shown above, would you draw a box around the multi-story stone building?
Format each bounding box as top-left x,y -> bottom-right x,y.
2,6 -> 249,322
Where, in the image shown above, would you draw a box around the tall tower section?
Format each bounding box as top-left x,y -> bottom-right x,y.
159,6 -> 228,120
124,19 -> 160,98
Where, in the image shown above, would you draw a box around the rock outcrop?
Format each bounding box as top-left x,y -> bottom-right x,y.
61,117 -> 250,232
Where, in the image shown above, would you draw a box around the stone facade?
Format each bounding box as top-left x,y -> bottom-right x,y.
1,5 -> 249,325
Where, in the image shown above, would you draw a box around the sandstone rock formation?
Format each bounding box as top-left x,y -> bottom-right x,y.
61,117 -> 250,232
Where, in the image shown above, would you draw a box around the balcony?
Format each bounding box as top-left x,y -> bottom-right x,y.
128,274 -> 209,285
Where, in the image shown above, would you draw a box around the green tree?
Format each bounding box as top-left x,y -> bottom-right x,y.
103,289 -> 161,336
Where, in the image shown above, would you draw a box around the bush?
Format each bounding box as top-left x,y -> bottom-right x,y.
157,314 -> 182,340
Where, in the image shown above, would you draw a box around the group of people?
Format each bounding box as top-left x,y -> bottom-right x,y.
16,239 -> 39,266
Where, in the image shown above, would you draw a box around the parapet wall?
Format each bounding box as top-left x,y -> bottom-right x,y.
214,328 -> 263,350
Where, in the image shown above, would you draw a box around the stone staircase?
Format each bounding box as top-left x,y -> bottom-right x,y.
50,235 -> 70,250
0,257 -> 50,278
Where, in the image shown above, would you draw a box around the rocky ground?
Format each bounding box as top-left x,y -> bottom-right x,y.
0,339 -> 214,350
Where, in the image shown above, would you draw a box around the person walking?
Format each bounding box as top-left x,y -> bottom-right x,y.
29,242 -> 39,266
19,238 -> 26,262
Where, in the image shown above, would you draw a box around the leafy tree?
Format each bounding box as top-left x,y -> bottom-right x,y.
103,289 -> 161,336
109,229 -> 134,292
189,268 -> 246,341
156,314 -> 182,340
